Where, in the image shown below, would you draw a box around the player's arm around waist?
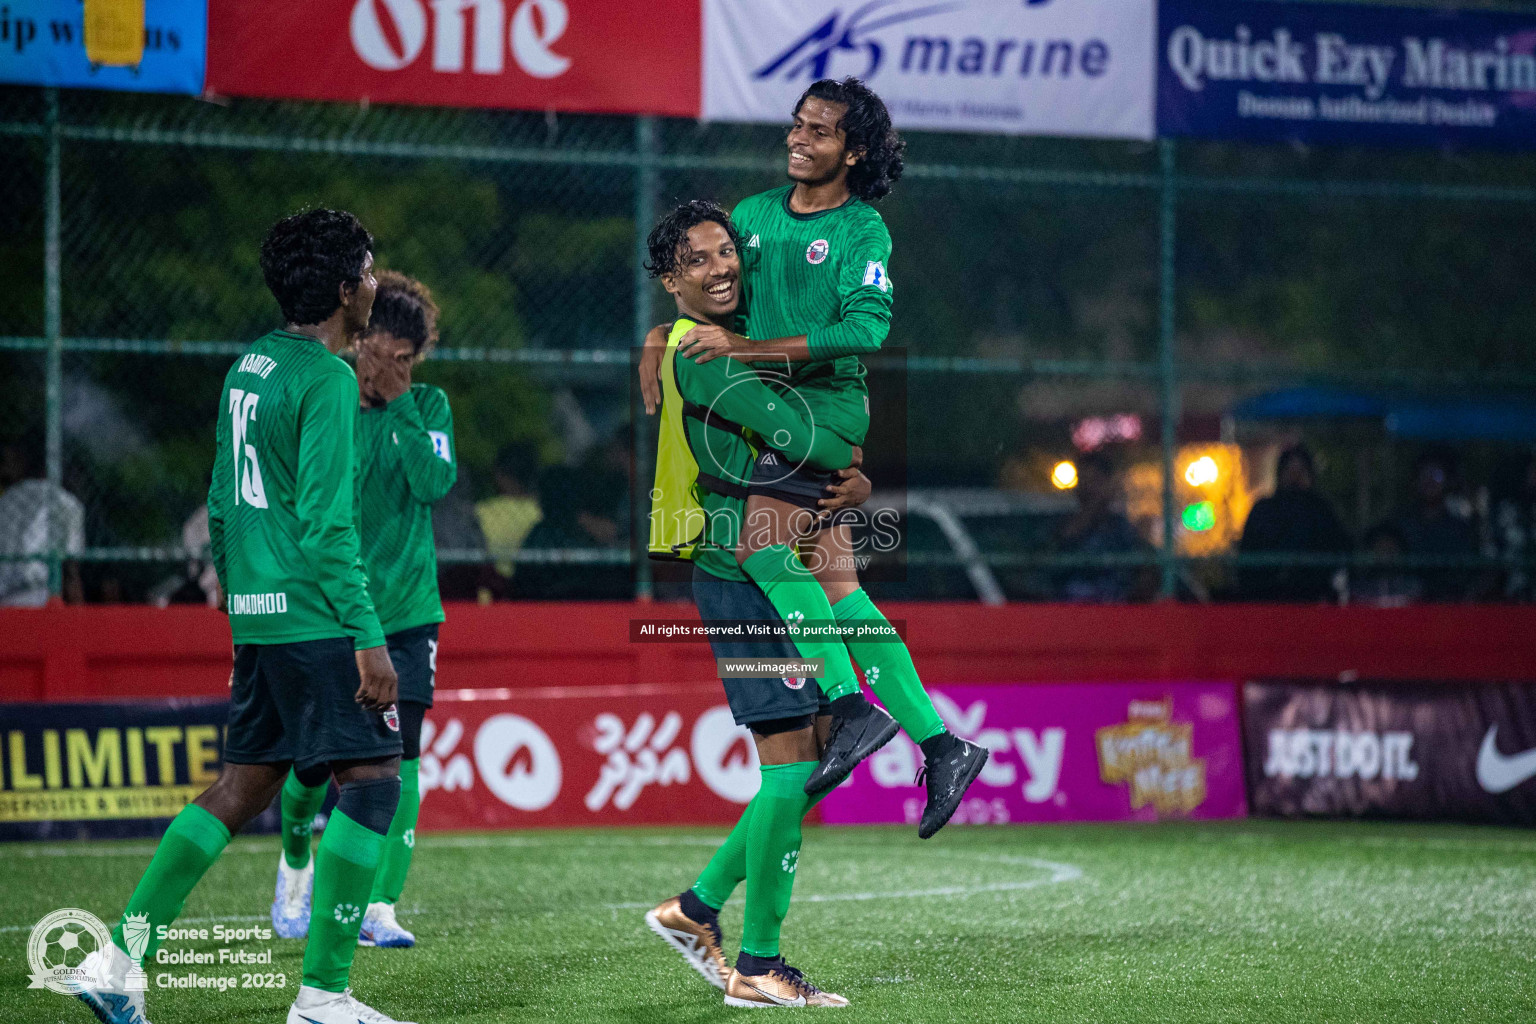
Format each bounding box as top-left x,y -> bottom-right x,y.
295,366 -> 385,649
388,384 -> 457,504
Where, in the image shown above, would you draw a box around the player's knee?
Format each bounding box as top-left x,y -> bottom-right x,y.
335,775 -> 401,835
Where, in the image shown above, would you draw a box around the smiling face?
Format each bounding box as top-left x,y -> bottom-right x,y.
787,96 -> 858,189
661,221 -> 740,324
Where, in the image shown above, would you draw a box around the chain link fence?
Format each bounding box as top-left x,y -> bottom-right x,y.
3,84 -> 1535,605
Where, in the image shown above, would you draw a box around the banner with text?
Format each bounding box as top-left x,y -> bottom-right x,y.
1159,0 -> 1536,149
0,0 -> 205,94
1245,681 -> 1536,824
418,684 -> 763,830
205,0 -> 700,116
0,699 -> 244,841
703,0 -> 1155,140
819,681 -> 1246,827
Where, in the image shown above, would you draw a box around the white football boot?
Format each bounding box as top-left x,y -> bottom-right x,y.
358,902 -> 415,948
287,985 -> 416,1024
271,853 -> 314,939
73,943 -> 150,1024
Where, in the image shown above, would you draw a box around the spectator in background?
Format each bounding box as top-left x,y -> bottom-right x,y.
476,443 -> 544,588
1352,523 -> 1423,607
1492,451 -> 1536,601
432,468 -> 503,603
513,464 -> 631,600
1388,449 -> 1480,602
1053,452 -> 1153,602
1238,444 -> 1351,602
0,442 -> 85,606
153,502 -> 221,607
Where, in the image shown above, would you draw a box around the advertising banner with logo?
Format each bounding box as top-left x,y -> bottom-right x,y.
819,682 -> 1246,827
1246,681 -> 1536,824
0,699 -> 255,841
1159,0 -> 1536,150
0,0 -> 205,94
702,0 -> 1156,140
205,0 -> 700,116
418,684 -> 763,829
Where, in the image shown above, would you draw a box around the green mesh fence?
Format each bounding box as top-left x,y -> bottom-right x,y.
3,85 -> 1536,604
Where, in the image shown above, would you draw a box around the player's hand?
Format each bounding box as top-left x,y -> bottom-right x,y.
215,582 -> 227,614
678,323 -> 744,365
819,468 -> 872,516
360,334 -> 413,406
354,645 -> 398,711
848,445 -> 863,469
639,323 -> 669,415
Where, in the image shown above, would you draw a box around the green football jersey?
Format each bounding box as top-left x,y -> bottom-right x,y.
668,318 -> 855,583
209,329 -> 384,649
357,382 -> 456,635
732,185 -> 894,447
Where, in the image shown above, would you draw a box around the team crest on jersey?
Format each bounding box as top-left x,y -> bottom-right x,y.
805,239 -> 829,264
783,677 -> 807,691
383,705 -> 400,732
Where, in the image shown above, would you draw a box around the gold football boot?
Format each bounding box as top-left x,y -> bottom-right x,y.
723,962 -> 849,1008
645,896 -> 729,990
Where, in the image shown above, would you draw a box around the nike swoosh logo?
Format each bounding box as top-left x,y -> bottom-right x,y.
1476,725 -> 1536,794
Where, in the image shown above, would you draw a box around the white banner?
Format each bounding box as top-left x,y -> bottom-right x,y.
703,0 -> 1155,140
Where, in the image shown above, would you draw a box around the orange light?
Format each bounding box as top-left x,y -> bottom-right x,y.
1052,461 -> 1078,490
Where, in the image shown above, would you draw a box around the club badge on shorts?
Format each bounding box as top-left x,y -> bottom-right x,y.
806,239 -> 829,264
783,677 -> 807,691
383,704 -> 400,732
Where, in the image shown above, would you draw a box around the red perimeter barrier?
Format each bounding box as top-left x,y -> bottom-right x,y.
2,602 -> 1534,704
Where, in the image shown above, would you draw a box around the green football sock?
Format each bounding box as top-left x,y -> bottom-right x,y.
281,769 -> 328,870
302,809 -> 386,992
370,758 -> 420,905
740,761 -> 816,958
111,802 -> 231,963
741,545 -> 861,701
833,588 -> 947,743
693,782 -> 831,911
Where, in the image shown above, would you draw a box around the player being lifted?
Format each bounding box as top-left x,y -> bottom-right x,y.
641,78 -> 987,838
74,210 -> 414,1024
272,272 -> 456,951
643,200 -> 870,1007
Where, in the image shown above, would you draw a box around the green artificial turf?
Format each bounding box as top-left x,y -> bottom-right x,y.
4,820 -> 1535,1023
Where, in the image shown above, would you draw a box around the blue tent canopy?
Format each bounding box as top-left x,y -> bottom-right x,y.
1231,387 -> 1536,442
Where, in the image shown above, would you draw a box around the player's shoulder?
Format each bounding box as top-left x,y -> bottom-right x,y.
409,381 -> 451,409
841,200 -> 891,242
733,186 -> 791,221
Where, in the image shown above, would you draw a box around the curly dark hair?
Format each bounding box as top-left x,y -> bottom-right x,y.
366,270 -> 440,360
794,77 -> 905,202
644,199 -> 742,279
259,209 -> 373,325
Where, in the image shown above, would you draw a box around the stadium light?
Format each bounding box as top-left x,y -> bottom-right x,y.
1184,455 -> 1220,487
1052,461 -> 1078,490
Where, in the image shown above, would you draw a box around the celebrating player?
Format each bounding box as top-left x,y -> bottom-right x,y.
640,78 -> 987,838
272,272 -> 456,952
74,210 -> 413,1024
643,200 -> 869,1008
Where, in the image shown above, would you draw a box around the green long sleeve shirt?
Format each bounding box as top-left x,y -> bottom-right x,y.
209,329 -> 384,649
732,185 -> 894,446
357,383 -> 456,635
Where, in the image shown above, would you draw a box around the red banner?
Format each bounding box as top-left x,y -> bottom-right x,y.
417,683 -> 759,829
205,0 -> 701,117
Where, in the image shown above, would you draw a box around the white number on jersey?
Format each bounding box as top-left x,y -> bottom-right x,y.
229,389 -> 269,508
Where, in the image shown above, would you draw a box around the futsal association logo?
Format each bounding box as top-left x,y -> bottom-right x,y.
805,239 -> 830,264
26,908 -> 117,995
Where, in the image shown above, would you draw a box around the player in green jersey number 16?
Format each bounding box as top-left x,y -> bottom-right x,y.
72,211 -> 415,1024
639,79 -> 988,841
272,272 -> 456,956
